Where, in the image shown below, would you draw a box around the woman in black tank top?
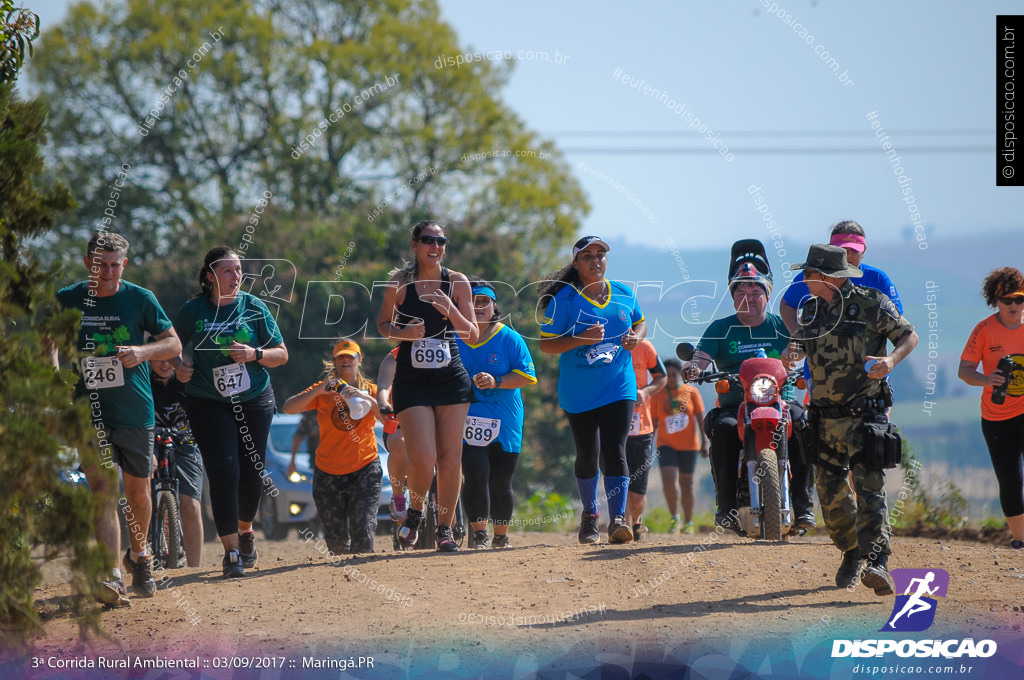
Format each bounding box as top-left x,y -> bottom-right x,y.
377,222 -> 478,552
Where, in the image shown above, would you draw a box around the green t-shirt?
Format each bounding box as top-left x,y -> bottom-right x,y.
56,280 -> 174,428
694,313 -> 792,408
174,292 -> 284,403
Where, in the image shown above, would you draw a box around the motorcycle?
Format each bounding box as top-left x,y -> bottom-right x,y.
676,343 -> 805,540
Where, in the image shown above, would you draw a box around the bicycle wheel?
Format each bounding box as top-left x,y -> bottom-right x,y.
153,490 -> 182,570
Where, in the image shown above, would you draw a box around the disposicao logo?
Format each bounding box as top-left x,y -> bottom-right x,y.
831,567 -> 998,659
882,568 -> 949,632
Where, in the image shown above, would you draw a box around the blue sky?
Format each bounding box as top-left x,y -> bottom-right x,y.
33,1 -> 1020,253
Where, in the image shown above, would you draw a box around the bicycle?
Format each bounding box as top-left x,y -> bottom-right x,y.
392,474 -> 466,550
150,427 -> 187,569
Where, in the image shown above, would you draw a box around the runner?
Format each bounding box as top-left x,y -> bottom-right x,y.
624,338 -> 667,541
539,236 -> 646,545
376,221 -> 478,552
282,340 -> 383,554
651,358 -> 709,534
958,267 -> 1024,550
376,347 -> 408,522
455,279 -> 537,549
150,354 -> 205,566
174,245 -> 289,577
54,232 -> 182,604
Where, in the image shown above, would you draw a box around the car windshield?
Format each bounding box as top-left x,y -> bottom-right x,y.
270,421 -> 300,453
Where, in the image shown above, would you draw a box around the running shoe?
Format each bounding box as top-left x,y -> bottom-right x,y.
667,516 -> 681,535
491,534 -> 511,549
437,525 -> 459,552
632,521 -> 645,542
122,549 -> 156,597
578,512 -> 600,544
608,515 -> 634,544
239,530 -> 258,568
390,494 -> 408,522
1011,539 -> 1024,550
860,556 -> 894,596
222,549 -> 245,578
473,530 -> 490,549
96,577 -> 130,608
398,509 -> 422,549
835,549 -> 862,589
682,521 -> 695,535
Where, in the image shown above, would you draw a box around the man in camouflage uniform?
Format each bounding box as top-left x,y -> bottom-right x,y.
786,244 -> 918,595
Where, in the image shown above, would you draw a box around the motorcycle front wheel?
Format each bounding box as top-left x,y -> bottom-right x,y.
757,448 -> 783,540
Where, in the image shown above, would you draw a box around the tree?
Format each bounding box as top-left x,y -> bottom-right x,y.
1,3 -> 109,652
29,0 -> 589,497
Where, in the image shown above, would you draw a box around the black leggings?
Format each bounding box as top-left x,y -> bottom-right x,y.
462,442 -> 519,525
565,399 -> 634,479
185,387 -> 275,537
982,413 -> 1024,517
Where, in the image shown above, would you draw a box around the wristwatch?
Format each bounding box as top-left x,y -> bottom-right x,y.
254,347 -> 264,362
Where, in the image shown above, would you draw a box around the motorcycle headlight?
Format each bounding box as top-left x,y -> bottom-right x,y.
750,377 -> 778,405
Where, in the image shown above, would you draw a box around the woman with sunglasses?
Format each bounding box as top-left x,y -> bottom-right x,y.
377,221 -> 478,551
455,279 -> 537,548
958,267 -> 1024,550
539,236 -> 646,545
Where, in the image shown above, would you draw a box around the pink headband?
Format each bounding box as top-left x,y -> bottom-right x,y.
830,233 -> 866,252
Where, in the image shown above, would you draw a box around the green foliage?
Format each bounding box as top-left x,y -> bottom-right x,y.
0,81 -> 110,653
890,448 -> 968,532
514,491 -> 576,532
980,516 -> 1006,531
0,1 -> 37,83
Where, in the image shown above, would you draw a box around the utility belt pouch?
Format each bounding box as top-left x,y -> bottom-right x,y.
860,413 -> 902,470
792,406 -> 815,466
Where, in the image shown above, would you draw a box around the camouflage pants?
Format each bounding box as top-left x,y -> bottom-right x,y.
312,458 -> 381,554
814,416 -> 890,556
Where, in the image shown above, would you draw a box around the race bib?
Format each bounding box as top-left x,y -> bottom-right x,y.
411,339 -> 452,368
665,413 -> 689,434
464,416 -> 501,446
81,356 -> 125,390
628,412 -> 642,436
213,362 -> 251,397
585,342 -> 620,365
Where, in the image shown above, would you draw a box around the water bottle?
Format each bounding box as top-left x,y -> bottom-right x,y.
335,379 -> 373,419
755,348 -> 767,358
991,355 -> 1015,405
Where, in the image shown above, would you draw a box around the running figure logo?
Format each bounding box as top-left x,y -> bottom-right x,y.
881,568 -> 950,632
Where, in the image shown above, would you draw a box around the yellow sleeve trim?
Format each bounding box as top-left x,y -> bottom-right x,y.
512,369 -> 538,384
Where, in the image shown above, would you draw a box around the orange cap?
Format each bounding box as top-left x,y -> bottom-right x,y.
333,340 -> 361,357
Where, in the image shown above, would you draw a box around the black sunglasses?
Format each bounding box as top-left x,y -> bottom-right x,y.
418,236 -> 448,246
998,296 -> 1024,306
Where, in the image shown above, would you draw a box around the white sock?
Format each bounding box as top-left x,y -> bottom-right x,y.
131,548 -> 147,561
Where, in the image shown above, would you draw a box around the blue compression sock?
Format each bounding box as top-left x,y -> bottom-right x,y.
576,475 -> 600,515
604,475 -> 629,518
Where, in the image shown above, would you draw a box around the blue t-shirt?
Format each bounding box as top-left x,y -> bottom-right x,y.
540,279 -> 644,413
782,264 -> 903,383
782,263 -> 903,314
455,323 -> 537,453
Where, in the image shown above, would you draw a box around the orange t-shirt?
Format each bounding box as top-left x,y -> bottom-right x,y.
298,381 -> 379,475
651,383 -> 704,451
630,339 -> 664,436
960,315 -> 1024,421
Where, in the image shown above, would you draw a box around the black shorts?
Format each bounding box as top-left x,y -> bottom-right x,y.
625,433 -> 654,495
658,446 -> 699,474
109,426 -> 155,478
393,364 -> 472,413
173,442 -> 204,501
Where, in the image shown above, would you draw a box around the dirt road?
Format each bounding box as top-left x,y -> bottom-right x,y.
15,529 -> 1024,678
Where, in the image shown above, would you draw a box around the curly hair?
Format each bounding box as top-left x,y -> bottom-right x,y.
982,267 -> 1024,307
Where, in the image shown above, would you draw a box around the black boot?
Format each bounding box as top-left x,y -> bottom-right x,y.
835,549 -> 862,588
861,553 -> 895,596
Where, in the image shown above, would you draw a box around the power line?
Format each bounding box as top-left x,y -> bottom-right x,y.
546,129 -> 993,138
563,145 -> 990,155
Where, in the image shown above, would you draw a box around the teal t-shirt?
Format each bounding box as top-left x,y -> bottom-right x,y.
56,280 -> 174,428
174,292 -> 284,403
694,313 -> 791,408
